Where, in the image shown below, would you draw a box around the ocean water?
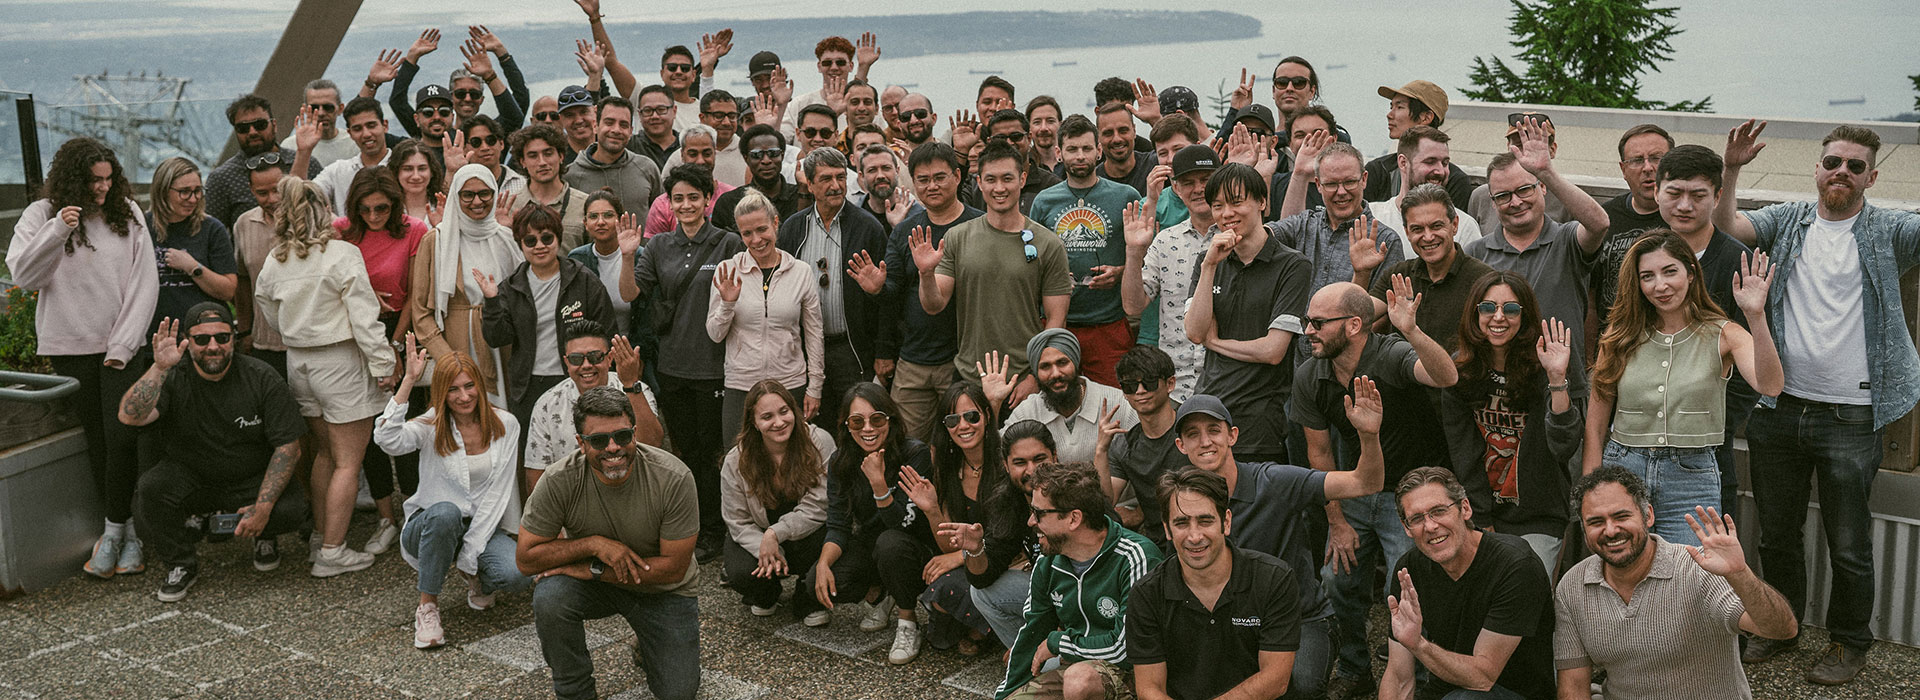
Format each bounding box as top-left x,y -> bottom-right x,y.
1,0 -> 1915,177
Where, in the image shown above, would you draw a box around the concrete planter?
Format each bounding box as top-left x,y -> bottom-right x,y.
0,371 -> 93,594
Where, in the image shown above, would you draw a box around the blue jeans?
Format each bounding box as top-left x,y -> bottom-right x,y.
1602,442 -> 1720,547
969,567 -> 1032,648
1715,377 -> 1761,513
1747,395 -> 1882,651
1281,617 -> 1331,699
400,501 -> 532,596
1325,490 -> 1414,680
532,576 -> 702,700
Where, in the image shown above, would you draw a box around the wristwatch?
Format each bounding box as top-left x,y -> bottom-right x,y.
622,380 -> 647,395
191,265 -> 205,278
588,558 -> 606,578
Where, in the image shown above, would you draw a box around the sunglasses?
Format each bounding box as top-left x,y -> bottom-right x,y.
1489,183 -> 1540,204
307,102 -> 338,112
420,105 -> 455,118
1303,315 -> 1357,331
357,202 -> 391,215
533,111 -> 560,122
1821,155 -> 1869,175
243,151 -> 285,170
232,118 -> 272,134
1272,76 -> 1312,90
943,410 -> 983,429
452,89 -> 484,101
520,233 -> 557,247
190,332 -> 234,346
1477,301 -> 1524,317
580,427 -> 635,450
846,411 -> 891,431
747,147 -> 784,161
466,134 -> 504,147
801,127 -> 836,139
816,257 -> 831,289
989,131 -> 1027,144
818,58 -> 850,68
900,109 -> 931,122
1506,112 -> 1550,128
458,189 -> 495,202
1021,229 -> 1037,263
1118,378 -> 1161,394
565,350 -> 608,366
663,63 -> 695,74
1029,505 -> 1074,520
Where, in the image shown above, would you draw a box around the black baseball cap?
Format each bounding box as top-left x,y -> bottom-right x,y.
748,51 -> 782,79
1158,86 -> 1199,116
1236,104 -> 1277,132
183,302 -> 235,331
415,84 -> 452,107
1174,394 -> 1234,431
1170,144 -> 1221,179
557,85 -> 594,111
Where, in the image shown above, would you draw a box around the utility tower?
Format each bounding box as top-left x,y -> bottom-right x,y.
40,71 -> 219,179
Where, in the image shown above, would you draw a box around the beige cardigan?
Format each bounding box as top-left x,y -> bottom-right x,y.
719,424 -> 835,553
705,249 -> 825,396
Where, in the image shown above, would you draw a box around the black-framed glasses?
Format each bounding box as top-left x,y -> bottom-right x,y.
900,109 -> 931,122
1118,378 -> 1161,394
1402,500 -> 1461,529
467,134 -> 503,147
942,410 -> 983,429
1029,505 -> 1074,520
458,188 -> 496,202
307,102 -> 338,112
816,257 -> 831,289
846,411 -> 890,431
421,105 -> 455,118
520,233 -> 557,247
357,202 -> 391,215
638,106 -> 672,117
580,428 -> 636,450
1620,154 -> 1663,168
663,63 -> 695,74
565,350 -> 608,366
1820,155 -> 1869,175
747,147 -> 783,161
1476,301 -> 1523,317
243,152 -> 285,170
800,127 -> 835,139
169,185 -> 205,199
189,332 -> 234,346
1021,229 -> 1037,263
1272,76 -> 1311,90
703,110 -> 739,122
1303,315 -> 1356,331
452,89 -> 484,101
232,118 -> 272,134
533,110 -> 561,122
1489,183 -> 1540,204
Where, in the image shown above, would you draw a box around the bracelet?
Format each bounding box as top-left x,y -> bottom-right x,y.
962,543 -> 986,559
1546,382 -> 1569,392
872,486 -> 894,502
363,79 -> 380,90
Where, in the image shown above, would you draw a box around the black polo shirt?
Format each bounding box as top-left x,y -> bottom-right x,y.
1128,546 -> 1302,700
1367,245 -> 1497,352
1288,333 -> 1449,490
1100,150 -> 1160,197
628,132 -> 680,170
1191,230 -> 1310,457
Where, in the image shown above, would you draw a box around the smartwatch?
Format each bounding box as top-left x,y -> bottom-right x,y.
191,265 -> 205,278
588,558 -> 606,578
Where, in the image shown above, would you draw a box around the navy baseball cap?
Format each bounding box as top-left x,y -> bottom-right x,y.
1158,85 -> 1199,116
748,51 -> 782,79
557,85 -> 594,111
1174,394 -> 1233,431
1170,144 -> 1220,179
415,84 -> 452,107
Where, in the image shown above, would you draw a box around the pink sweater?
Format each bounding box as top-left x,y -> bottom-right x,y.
6,199 -> 158,363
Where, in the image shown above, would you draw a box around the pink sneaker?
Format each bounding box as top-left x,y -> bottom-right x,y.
414,602 -> 446,649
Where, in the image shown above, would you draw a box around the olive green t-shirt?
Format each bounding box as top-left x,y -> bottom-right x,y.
936,216 -> 1073,377
521,444 -> 701,595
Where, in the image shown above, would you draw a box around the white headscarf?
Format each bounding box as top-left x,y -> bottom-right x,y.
431,164 -> 520,316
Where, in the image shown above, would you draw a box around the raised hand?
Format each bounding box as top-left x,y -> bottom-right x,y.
856,32 -> 881,71
1225,123 -> 1258,166
713,261 -> 742,303
470,268 -> 499,298
898,465 -> 939,515
441,130 -> 468,171
575,39 -> 606,79
1732,250 -> 1773,314
1386,568 -> 1425,650
1230,67 -> 1254,110
1123,200 -> 1158,249
950,110 -> 980,155
885,188 -> 912,228
1510,116 -> 1554,175
698,29 -> 734,73
426,193 -> 446,228
769,65 -> 793,107
1292,129 -> 1333,177
150,318 -> 184,370
975,350 -> 1014,409
1724,119 -> 1768,168
367,49 -> 404,86
494,190 -> 520,224
406,28 -> 441,63
467,25 -> 506,56
1093,400 -> 1127,456
750,93 -> 779,127
401,332 -> 429,387
822,73 -> 849,115
1144,163 -> 1172,209
1129,78 -> 1161,121
1344,375 -> 1383,435
1386,274 -> 1422,335
1204,230 -> 1241,265
1253,134 -> 1281,182
573,0 -> 601,19
1536,317 -> 1572,382
293,105 -> 322,153
908,225 -> 944,274
616,212 -> 643,255
460,39 -> 497,82
1684,506 -> 1750,578
847,250 -> 886,294
609,333 -> 643,386
57,205 -> 82,229
1347,213 -> 1386,273
938,521 -> 985,555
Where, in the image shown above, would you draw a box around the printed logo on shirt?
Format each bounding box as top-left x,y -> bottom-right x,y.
1231,616 -> 1262,627
560,299 -> 585,321
234,415 -> 262,429
1051,592 -> 1067,607
1096,596 -> 1119,619
1051,202 -> 1111,255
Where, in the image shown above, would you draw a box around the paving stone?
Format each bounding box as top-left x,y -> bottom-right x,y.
772,607 -> 890,659
153,634 -> 299,686
0,640 -> 195,698
0,612 -> 70,663
941,656 -> 1006,698
202,658 -> 406,700
464,621 -> 616,673
608,668 -> 769,700
250,607 -> 387,657
95,610 -> 235,663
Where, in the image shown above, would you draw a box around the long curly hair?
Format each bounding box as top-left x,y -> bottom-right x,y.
341,166 -> 408,241
270,177 -> 333,262
1452,270 -> 1547,411
930,382 -> 1003,520
43,137 -> 136,252
148,157 -> 206,242
735,380 -> 827,509
1591,229 -> 1727,401
428,351 -> 506,457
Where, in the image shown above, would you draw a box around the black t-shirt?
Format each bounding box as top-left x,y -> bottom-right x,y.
146,215 -> 237,337
1390,530 -> 1555,700
1128,547 -> 1301,700
1100,150 -> 1160,197
880,206 -> 983,366
1289,333 -> 1450,488
1592,194 -> 1670,325
156,354 -> 306,483
1109,415 -> 1187,545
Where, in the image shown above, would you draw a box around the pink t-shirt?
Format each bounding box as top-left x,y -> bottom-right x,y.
644,180 -> 738,237
333,215 -> 428,313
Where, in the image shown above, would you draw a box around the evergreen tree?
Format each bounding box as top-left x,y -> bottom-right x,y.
1465,0 -> 1711,112
1910,73 -> 1919,111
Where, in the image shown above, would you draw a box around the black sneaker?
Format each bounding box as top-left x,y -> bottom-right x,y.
157,565 -> 197,603
253,536 -> 281,572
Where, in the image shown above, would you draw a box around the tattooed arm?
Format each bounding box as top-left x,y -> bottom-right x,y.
119,318 -> 183,427
236,440 -> 301,537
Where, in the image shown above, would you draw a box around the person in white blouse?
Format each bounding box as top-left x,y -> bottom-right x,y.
374,339 -> 532,650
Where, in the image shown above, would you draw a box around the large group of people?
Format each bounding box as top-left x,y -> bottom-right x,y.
8,3 -> 1918,698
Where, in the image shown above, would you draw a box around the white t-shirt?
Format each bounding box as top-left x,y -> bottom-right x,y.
593,246 -> 631,334
313,150 -> 390,216
1369,198 -> 1483,259
530,270 -> 565,376
1780,212 -> 1871,404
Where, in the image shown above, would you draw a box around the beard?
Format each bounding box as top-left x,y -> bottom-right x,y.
1310,331 -> 1349,359
193,349 -> 231,376
1592,529 -> 1650,568
1041,375 -> 1084,417
868,180 -> 894,202
1065,162 -> 1096,180
1038,529 -> 1068,556
1819,180 -> 1863,213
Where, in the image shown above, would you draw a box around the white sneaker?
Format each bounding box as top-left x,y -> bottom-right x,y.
887,618 -> 922,665
860,596 -> 895,633
749,603 -> 777,617
310,545 -> 375,578
114,535 -> 145,575
364,518 -> 399,555
84,531 -> 123,579
802,609 -> 832,627
414,602 -> 446,649
467,574 -> 495,611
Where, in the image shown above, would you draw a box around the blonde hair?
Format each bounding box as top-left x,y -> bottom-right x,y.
149,157 -> 206,241
269,176 -> 333,262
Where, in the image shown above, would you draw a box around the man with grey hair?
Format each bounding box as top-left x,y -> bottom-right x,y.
777,146 -> 889,426
280,79 -> 357,168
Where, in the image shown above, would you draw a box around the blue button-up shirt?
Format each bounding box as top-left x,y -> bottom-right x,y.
1745,201 -> 1920,429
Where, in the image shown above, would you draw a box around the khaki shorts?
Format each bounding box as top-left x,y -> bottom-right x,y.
288,340 -> 387,423
1007,659 -> 1134,700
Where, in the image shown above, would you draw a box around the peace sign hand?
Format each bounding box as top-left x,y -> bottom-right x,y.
1230,67 -> 1254,110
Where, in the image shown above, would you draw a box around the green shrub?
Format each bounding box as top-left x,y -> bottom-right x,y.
0,285 -> 50,374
